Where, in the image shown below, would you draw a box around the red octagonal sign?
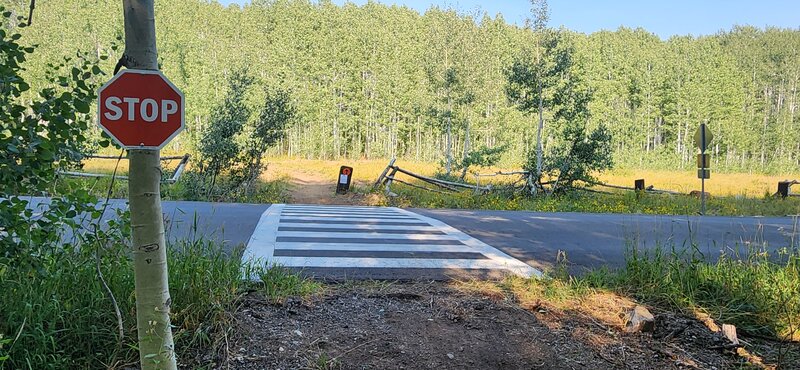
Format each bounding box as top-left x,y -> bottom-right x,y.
97,69 -> 184,150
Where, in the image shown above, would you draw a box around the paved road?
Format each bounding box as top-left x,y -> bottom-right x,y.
25,197 -> 799,278
414,209 -> 798,273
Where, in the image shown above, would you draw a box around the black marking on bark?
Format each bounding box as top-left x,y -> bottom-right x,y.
27,0 -> 35,26
140,243 -> 159,252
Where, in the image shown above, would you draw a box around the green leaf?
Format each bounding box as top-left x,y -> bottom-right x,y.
65,210 -> 77,218
74,100 -> 90,114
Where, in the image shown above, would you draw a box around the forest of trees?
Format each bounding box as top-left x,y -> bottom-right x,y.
7,0 -> 800,172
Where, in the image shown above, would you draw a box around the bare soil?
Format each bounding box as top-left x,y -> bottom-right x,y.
187,282 -> 796,370
275,170 -> 378,206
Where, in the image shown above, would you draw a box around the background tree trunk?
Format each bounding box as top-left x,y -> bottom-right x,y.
536,84 -> 544,177
122,1 -> 177,368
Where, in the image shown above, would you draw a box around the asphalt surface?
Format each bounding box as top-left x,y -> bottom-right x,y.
413,209 -> 798,272
24,197 -> 799,275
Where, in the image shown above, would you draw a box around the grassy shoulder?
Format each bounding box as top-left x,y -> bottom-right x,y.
512,241 -> 799,366
0,240 -> 321,369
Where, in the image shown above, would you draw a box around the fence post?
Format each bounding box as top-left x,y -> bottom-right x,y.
384,167 -> 398,195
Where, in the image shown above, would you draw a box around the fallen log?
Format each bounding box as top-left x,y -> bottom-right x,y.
391,166 -> 490,191
86,154 -> 186,160
388,177 -> 449,194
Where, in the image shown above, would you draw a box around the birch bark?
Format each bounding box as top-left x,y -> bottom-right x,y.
122,1 -> 177,368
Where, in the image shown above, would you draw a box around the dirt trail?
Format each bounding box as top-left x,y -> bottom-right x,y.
269,168 -> 379,206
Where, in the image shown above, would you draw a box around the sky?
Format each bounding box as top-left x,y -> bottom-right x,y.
217,0 -> 800,39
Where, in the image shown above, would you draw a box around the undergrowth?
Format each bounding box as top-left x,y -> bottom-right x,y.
594,239 -> 800,341
0,240 -> 319,369
508,225 -> 800,343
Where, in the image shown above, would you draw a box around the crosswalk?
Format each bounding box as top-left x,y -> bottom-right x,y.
243,204 -> 540,280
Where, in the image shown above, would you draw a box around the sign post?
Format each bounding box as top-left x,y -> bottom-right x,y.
693,122 -> 714,215
100,4 -> 184,366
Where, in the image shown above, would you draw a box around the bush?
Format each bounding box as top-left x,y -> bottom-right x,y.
193,69 -> 295,200
534,123 -> 614,193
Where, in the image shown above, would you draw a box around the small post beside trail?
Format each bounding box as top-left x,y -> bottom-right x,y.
694,122 -> 714,215
336,166 -> 353,195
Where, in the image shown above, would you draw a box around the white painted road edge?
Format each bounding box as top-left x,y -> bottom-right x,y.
241,203 -> 284,266
242,204 -> 543,279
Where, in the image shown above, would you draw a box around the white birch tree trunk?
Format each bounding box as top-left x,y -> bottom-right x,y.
536,84 -> 544,177
122,1 -> 177,368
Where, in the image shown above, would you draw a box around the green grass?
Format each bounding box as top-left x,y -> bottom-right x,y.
384,184 -> 800,217
496,233 -> 800,366
591,240 -> 800,341
509,232 -> 800,342
0,240 -> 319,369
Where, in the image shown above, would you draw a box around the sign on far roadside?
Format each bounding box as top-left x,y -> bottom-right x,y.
97,69 -> 185,150
693,123 -> 714,153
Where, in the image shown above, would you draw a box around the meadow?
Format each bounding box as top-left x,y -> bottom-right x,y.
77,156 -> 800,216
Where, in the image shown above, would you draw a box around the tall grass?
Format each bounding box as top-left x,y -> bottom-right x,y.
585,228 -> 800,341
0,240 -> 319,369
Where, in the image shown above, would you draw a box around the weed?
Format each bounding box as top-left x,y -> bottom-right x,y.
0,239 -> 319,369
606,240 -> 800,341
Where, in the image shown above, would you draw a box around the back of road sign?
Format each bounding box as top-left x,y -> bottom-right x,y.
693,123 -> 714,153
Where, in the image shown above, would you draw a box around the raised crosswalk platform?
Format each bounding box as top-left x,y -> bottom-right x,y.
243,204 -> 540,280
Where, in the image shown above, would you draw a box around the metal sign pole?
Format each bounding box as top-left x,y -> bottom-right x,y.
700,124 -> 706,215
701,177 -> 705,215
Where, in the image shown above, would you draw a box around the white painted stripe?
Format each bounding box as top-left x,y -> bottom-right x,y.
280,212 -> 412,218
275,231 -> 458,240
279,216 -> 426,223
284,205 -> 391,211
283,206 -> 400,212
282,211 -> 403,216
392,208 -> 542,278
278,223 -> 440,231
242,204 -> 283,264
271,256 -> 521,271
283,210 -> 408,217
274,242 -> 472,252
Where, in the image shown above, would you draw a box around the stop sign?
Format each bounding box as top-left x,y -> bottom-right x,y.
97,69 -> 185,150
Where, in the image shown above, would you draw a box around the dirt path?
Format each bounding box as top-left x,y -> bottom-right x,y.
265,166 -> 380,206
187,282 -> 789,369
